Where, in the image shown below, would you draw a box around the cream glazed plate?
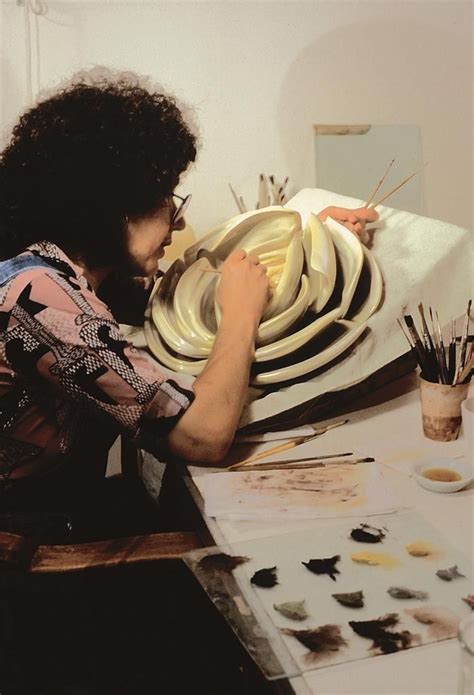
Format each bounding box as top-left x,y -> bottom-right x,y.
145,207 -> 384,385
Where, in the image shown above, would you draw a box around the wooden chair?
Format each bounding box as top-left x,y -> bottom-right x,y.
0,526 -> 201,574
0,434 -> 202,575
0,450 -> 284,694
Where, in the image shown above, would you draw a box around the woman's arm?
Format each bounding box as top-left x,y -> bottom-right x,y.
165,205 -> 378,463
166,249 -> 269,463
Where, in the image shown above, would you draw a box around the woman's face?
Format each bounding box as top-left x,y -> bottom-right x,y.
123,198 -> 186,276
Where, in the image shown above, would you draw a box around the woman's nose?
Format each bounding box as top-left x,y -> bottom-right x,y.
172,215 -> 186,232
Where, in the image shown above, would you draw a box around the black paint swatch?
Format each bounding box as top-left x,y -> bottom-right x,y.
349,613 -> 414,654
302,555 -> 341,581
350,523 -> 386,543
198,553 -> 250,573
251,566 -> 278,588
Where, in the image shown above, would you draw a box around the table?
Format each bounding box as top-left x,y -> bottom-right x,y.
143,373 -> 473,694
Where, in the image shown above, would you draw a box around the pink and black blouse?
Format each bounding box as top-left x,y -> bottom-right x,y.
0,242 -> 195,480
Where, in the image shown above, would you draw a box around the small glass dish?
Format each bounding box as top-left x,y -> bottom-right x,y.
413,458 -> 473,493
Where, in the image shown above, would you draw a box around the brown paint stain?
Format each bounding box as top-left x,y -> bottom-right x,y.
282,624 -> 347,663
351,551 -> 399,567
238,466 -> 368,510
406,606 -> 460,641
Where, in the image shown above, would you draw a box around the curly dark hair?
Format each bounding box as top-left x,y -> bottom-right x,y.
0,73 -> 197,267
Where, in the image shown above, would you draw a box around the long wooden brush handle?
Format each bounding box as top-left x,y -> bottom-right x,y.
231,438 -> 305,468
228,183 -> 245,213
233,456 -> 372,472
229,450 -> 354,471
365,158 -> 396,206
371,164 -> 427,208
229,419 -> 348,470
457,353 -> 474,384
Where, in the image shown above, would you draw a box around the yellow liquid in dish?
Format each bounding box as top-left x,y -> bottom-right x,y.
422,467 -> 461,482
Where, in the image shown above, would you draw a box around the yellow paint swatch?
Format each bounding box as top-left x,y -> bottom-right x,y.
351,551 -> 399,567
406,540 -> 438,557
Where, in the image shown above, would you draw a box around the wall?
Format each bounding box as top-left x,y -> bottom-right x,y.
1,0 -> 472,234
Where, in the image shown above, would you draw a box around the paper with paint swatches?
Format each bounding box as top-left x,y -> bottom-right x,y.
184,510 -> 472,678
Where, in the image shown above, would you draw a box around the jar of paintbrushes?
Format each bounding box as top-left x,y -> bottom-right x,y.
398,301 -> 472,441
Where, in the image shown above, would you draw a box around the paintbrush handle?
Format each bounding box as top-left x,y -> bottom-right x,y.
234,457 -> 373,472
320,419 -> 348,432
230,451 -> 354,471
459,306 -> 471,369
229,420 -> 349,470
405,316 -> 440,381
410,334 -> 432,378
230,438 -> 304,468
448,342 -> 457,383
371,164 -> 427,208
239,462 -> 325,472
458,354 -> 474,384
364,158 -> 396,207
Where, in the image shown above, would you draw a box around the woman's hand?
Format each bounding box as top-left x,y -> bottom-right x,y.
216,248 -> 269,330
318,206 -> 379,245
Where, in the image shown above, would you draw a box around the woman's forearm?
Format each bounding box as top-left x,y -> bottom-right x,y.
166,313 -> 257,463
166,248 -> 268,463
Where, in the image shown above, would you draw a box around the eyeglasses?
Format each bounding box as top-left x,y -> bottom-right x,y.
171,193 -> 192,225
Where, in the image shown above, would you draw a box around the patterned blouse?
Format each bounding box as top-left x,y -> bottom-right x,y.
0,242 -> 195,480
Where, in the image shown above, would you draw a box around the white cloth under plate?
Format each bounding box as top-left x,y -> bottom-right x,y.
239,188 -> 473,427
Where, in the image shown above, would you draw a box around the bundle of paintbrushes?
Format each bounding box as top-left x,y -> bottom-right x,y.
229,174 -> 289,214
398,300 -> 473,385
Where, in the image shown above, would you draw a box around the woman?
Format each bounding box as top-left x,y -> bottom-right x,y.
0,70 -> 377,511
0,70 -> 378,694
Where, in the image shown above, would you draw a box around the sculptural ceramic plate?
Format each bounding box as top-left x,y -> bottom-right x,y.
255,307 -> 342,362
350,245 -> 383,323
256,274 -> 311,345
324,217 -> 364,318
144,312 -> 205,375
303,213 -> 337,313
251,319 -> 367,385
144,207 -> 383,385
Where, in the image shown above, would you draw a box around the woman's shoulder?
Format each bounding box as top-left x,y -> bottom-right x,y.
0,246 -> 112,322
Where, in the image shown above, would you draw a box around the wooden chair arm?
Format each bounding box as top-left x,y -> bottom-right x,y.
0,530 -> 29,565
0,530 -> 202,574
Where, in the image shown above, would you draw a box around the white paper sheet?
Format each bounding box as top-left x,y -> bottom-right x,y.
195,462 -> 401,521
200,511 -> 473,675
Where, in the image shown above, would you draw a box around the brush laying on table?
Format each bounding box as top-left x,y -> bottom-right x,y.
228,456 -> 375,472
228,420 -> 348,470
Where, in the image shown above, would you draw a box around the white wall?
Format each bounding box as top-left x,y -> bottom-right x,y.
1,0 -> 472,233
